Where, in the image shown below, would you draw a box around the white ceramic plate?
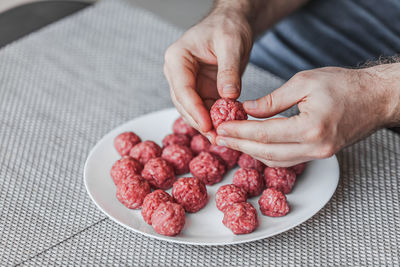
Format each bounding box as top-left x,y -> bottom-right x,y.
84,108 -> 339,246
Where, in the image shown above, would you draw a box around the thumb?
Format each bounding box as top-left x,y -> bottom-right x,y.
215,43 -> 242,99
243,78 -> 308,118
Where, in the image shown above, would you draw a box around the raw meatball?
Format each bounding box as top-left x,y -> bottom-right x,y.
264,167 -> 296,194
223,202 -> 258,235
172,117 -> 198,137
172,177 -> 208,213
116,175 -> 151,209
189,152 -> 226,185
238,153 -> 265,173
110,156 -> 143,185
151,202 -> 186,236
162,133 -> 190,148
215,184 -> 247,212
142,157 -> 175,189
209,145 -> 241,169
259,188 -> 290,217
141,190 -> 173,224
290,163 -> 307,175
129,141 -> 162,165
190,134 -> 211,155
114,131 -> 141,156
161,144 -> 193,175
233,168 -> 264,197
210,98 -> 247,129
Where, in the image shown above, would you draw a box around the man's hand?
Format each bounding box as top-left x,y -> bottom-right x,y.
163,0 -> 308,142
216,65 -> 400,167
163,10 -> 253,141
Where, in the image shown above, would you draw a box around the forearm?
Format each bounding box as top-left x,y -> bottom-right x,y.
213,0 -> 309,37
360,62 -> 400,127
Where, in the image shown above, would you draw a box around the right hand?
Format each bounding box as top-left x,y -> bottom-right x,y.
163,10 -> 253,142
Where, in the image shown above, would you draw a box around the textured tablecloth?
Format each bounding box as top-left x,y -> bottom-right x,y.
0,0 -> 399,266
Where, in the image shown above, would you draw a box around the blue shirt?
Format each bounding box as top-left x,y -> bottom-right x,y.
250,0 -> 400,79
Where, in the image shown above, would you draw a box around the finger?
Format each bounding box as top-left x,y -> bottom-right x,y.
214,41 -> 241,99
171,89 -> 217,146
204,130 -> 217,145
243,76 -> 309,118
164,47 -> 213,132
170,87 -> 201,131
252,155 -> 306,168
217,116 -> 306,143
216,136 -> 312,162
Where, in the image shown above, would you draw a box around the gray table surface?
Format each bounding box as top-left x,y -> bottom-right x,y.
0,0 -> 399,266
0,1 -> 91,48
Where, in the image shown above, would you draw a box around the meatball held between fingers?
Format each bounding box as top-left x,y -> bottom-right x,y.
210,98 -> 248,129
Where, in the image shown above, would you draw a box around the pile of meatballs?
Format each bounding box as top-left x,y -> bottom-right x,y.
110,98 -> 306,236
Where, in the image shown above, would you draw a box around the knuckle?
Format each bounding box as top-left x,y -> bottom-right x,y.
174,90 -> 184,104
254,127 -> 269,143
290,71 -> 315,88
164,48 -> 172,63
169,89 -> 177,103
305,122 -> 327,142
164,44 -> 180,63
221,33 -> 238,44
314,143 -> 336,159
217,22 -> 241,40
259,149 -> 274,162
261,94 -> 274,110
218,68 -> 238,77
257,158 -> 271,167
294,70 -> 313,81
163,63 -> 169,76
224,140 -> 239,151
263,161 -> 281,168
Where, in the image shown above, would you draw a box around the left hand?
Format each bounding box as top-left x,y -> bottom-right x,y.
215,66 -> 400,167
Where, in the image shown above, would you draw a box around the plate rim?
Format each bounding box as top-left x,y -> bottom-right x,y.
84,108 -> 340,246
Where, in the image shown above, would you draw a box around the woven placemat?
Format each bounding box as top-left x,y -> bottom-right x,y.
0,0 -> 398,265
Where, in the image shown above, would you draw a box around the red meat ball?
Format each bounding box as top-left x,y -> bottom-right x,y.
172,117 -> 198,137
215,184 -> 247,212
151,202 -> 186,236
223,202 -> 258,235
129,141 -> 162,165
172,177 -> 208,213
233,168 -> 264,197
114,131 -> 141,156
116,175 -> 151,209
290,162 -> 307,175
162,133 -> 191,148
142,157 -> 175,189
258,188 -> 290,217
161,144 -> 193,175
141,190 -> 173,225
238,153 -> 265,173
110,156 -> 143,185
210,98 -> 247,129
264,167 -> 296,194
189,152 -> 226,185
190,134 -> 211,155
209,145 -> 241,169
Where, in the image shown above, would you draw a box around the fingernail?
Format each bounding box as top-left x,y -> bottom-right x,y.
244,100 -> 257,109
222,85 -> 238,95
217,138 -> 226,147
217,128 -> 227,136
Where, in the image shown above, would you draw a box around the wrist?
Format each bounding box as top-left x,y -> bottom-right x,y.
213,0 -> 309,37
210,1 -> 260,37
359,63 -> 400,127
205,7 -> 254,43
